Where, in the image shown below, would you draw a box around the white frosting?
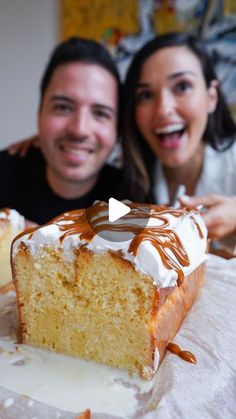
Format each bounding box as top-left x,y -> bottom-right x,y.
153,347 -> 160,372
12,203 -> 208,288
0,209 -> 25,232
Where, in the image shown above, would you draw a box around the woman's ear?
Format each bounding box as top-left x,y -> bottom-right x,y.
208,79 -> 219,114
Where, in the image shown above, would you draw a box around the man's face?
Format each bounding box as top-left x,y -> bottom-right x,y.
38,62 -> 118,192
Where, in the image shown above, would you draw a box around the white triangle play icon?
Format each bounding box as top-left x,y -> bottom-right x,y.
108,198 -> 130,222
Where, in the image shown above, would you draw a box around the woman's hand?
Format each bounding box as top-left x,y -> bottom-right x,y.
180,194 -> 236,240
25,219 -> 38,229
8,135 -> 39,157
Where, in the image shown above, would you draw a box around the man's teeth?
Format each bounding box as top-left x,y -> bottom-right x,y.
63,147 -> 92,155
155,124 -> 185,135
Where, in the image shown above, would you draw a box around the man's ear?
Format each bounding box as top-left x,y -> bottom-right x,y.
34,135 -> 40,147
37,110 -> 40,130
208,79 -> 218,114
37,111 -> 41,147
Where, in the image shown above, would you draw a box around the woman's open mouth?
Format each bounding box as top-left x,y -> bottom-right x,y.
155,123 -> 185,149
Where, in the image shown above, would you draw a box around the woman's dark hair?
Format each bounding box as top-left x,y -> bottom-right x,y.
123,31 -> 236,196
39,37 -> 122,132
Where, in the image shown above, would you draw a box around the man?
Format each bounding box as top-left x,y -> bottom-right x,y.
0,37 -> 125,224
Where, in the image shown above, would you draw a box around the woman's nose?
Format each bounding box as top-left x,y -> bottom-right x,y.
153,91 -> 175,120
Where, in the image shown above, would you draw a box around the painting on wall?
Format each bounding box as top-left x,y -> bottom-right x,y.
61,0 -> 236,116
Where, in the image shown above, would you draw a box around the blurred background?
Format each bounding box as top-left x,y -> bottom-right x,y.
0,0 -> 59,148
1,0 -> 236,149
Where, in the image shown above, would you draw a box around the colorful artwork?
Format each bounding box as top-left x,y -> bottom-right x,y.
61,0 -> 139,42
62,0 -> 236,115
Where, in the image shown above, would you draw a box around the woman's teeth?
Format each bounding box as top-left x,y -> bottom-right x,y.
155,123 -> 185,135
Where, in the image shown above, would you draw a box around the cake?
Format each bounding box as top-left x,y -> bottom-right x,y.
0,208 -> 25,287
11,201 -> 207,379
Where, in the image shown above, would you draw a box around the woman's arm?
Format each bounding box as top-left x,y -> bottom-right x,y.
8,135 -> 39,157
25,219 -> 38,229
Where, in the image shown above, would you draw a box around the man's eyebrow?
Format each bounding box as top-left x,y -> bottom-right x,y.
51,95 -> 74,103
93,103 -> 116,115
50,95 -> 116,115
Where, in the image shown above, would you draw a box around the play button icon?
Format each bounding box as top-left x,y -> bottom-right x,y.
108,198 -> 130,222
84,175 -> 152,243
85,198 -> 152,243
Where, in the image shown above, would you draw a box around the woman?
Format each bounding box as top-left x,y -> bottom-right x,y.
123,32 -> 236,252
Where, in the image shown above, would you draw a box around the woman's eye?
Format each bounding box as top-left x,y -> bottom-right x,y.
174,81 -> 192,94
135,90 -> 152,103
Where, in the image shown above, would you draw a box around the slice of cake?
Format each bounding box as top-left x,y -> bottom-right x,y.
11,201 -> 207,379
0,208 -> 25,287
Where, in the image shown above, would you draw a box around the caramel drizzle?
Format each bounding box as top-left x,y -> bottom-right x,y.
167,342 -> 197,364
13,201 -> 204,286
190,214 -> 204,239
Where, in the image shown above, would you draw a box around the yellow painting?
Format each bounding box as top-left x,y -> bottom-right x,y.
61,0 -> 139,44
61,0 -> 236,42
61,0 -> 236,114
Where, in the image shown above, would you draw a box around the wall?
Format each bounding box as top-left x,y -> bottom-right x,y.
61,1 -> 236,117
0,0 -> 59,149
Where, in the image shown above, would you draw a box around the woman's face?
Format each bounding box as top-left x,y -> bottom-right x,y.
135,45 -> 218,168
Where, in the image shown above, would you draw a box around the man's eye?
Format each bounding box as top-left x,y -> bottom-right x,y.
94,109 -> 111,120
174,81 -> 192,94
135,90 -> 152,103
53,103 -> 72,113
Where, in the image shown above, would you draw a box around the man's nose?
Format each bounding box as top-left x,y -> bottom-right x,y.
67,109 -> 91,138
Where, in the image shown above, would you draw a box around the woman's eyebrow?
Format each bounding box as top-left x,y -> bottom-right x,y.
135,70 -> 197,89
135,82 -> 149,89
169,70 -> 197,80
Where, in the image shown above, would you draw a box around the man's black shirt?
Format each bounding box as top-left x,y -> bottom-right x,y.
0,148 -> 126,224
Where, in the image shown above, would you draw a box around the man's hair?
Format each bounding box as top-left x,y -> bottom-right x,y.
39,36 -> 121,105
